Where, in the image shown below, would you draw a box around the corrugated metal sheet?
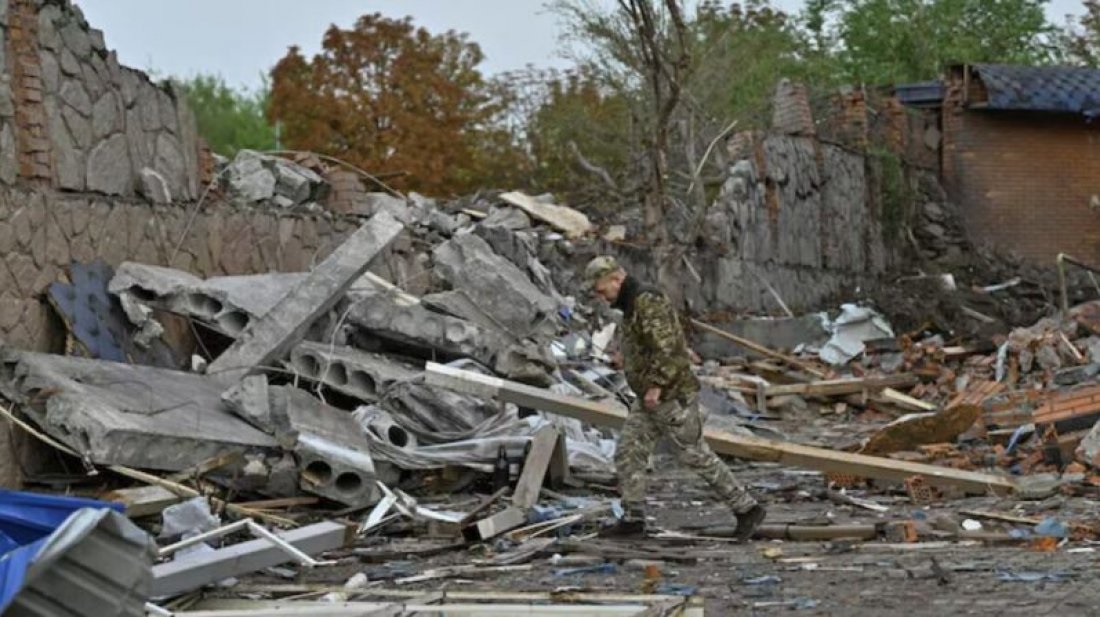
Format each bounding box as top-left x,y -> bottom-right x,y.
972,64 -> 1100,115
3,508 -> 155,617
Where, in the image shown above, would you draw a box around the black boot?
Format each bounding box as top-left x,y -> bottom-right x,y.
599,517 -> 646,538
600,504 -> 647,538
733,504 -> 766,541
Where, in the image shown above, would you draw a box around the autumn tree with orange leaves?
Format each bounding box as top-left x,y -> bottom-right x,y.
268,14 -> 526,196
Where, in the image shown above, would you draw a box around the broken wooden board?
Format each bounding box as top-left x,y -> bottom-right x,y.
512,426 -> 561,509
208,211 -> 404,384
464,506 -> 527,541
425,363 -> 1017,495
766,375 -> 917,397
104,485 -> 182,518
691,319 -> 827,378
860,404 -> 982,456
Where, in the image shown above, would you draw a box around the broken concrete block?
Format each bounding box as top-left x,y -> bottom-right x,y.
283,387 -> 380,506
226,150 -> 276,204
431,232 -> 561,341
208,211 -> 404,384
111,263 -> 308,337
499,191 -> 592,238
472,223 -> 560,300
287,341 -> 418,402
221,374 -> 276,432
273,157 -> 323,204
482,206 -> 532,230
0,349 -> 277,472
1077,419 -> 1100,469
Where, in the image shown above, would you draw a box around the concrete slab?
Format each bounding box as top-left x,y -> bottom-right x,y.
0,348 -> 278,472
286,341 -> 417,402
208,211 -> 404,384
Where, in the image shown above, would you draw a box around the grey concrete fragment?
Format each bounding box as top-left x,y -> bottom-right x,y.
274,158 -> 322,204
151,521 -> 349,598
138,167 -> 172,204
87,133 -> 132,195
226,150 -> 276,204
431,232 -> 561,341
284,388 -> 379,506
482,206 -> 532,230
110,262 -> 307,337
1077,419 -> 1100,469
473,224 -> 560,300
0,348 -> 278,472
208,211 -> 404,384
287,341 -> 417,402
221,375 -> 275,432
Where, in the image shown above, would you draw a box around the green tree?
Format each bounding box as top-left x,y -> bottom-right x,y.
1062,0 -> 1100,65
176,74 -> 276,157
831,0 -> 1061,84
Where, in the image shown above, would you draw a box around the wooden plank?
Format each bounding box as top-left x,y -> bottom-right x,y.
464,506 -> 527,541
766,375 -> 917,397
512,426 -> 560,509
233,496 -> 320,510
425,363 -> 1017,495
691,319 -> 827,377
104,485 -> 182,518
881,387 -> 937,412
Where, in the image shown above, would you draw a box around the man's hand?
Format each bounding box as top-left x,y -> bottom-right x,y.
610,351 -> 624,369
643,387 -> 662,410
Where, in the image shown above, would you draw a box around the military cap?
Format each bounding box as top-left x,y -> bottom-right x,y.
583,255 -> 621,288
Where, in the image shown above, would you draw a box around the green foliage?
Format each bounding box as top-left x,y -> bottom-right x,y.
869,147 -> 911,239
830,0 -> 1061,84
1062,0 -> 1100,66
176,74 -> 276,157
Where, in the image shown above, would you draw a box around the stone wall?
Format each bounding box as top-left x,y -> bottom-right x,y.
0,187 -> 367,350
0,0 -> 202,199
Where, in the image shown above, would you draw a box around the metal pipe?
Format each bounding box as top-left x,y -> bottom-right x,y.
159,518 -> 330,567
159,519 -> 251,557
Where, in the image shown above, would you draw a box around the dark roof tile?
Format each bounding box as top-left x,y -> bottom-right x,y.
973,64 -> 1100,115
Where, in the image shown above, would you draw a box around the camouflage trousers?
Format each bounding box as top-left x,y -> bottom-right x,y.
615,395 -> 756,518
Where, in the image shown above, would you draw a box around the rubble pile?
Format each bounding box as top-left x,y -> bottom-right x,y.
5,152 -> 1100,614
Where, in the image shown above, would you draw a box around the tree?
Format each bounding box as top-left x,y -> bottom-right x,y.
268,13 -> 522,195
831,0 -> 1061,84
177,75 -> 276,157
1062,1 -> 1100,65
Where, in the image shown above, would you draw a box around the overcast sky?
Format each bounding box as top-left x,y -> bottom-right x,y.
78,0 -> 1087,92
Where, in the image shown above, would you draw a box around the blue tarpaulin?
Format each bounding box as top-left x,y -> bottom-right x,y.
0,490 -> 126,612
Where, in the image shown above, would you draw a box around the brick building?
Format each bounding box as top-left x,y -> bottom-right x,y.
935,64 -> 1100,263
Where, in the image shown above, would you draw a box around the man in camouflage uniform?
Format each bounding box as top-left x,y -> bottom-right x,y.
584,255 -> 765,539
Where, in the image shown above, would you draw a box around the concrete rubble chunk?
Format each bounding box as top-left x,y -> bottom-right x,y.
207,211 -> 405,384
286,341 -> 418,402
274,157 -> 323,204
473,223 -> 561,300
431,232 -> 561,342
0,348 -> 278,472
225,150 -> 276,204
499,190 -> 592,238
283,387 -> 380,506
110,263 -> 307,337
222,374 -> 277,433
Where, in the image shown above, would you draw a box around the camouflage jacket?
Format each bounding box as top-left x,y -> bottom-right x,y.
613,276 -> 699,403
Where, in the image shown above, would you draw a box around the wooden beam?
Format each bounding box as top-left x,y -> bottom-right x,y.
464,506 -> 527,541
512,426 -> 560,509
691,319 -> 827,378
766,375 -> 917,397
104,485 -> 182,518
425,363 -> 1016,495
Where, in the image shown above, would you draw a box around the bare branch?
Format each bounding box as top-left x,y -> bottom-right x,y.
569,141 -> 619,190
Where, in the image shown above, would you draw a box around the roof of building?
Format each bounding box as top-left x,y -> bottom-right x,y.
971,64 -> 1100,116
894,81 -> 945,108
